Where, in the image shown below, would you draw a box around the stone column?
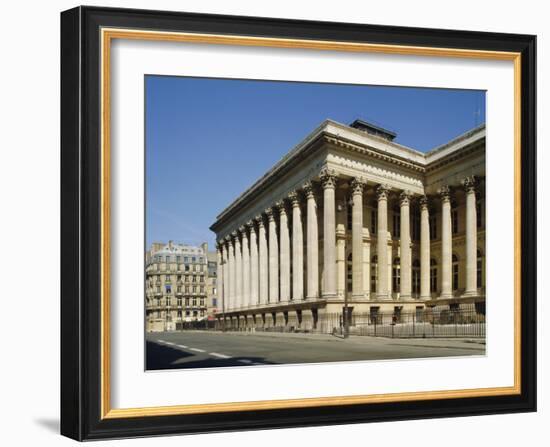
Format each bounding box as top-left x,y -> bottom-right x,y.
376,184 -> 390,300
419,196 -> 431,300
289,191 -> 304,301
227,235 -> 235,310
233,231 -> 242,310
320,168 -> 337,298
463,177 -> 478,296
399,191 -> 412,299
278,200 -> 291,302
363,233 -> 371,298
257,215 -> 269,305
216,243 -> 224,314
267,207 -> 279,303
223,238 -> 230,312
248,221 -> 259,306
350,177 -> 366,298
241,226 -> 250,309
439,186 -> 453,299
304,181 -> 319,299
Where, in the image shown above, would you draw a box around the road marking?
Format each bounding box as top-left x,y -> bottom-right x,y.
238,359 -> 253,364
164,342 -> 175,346
176,344 -> 188,349
157,340 -> 166,343
190,347 -> 206,353
209,352 -> 231,359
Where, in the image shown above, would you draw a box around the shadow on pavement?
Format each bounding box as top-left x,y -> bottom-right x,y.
146,341 -> 277,370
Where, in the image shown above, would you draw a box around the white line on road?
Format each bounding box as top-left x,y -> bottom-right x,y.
238,359 -> 253,364
190,347 -> 206,353
164,342 -> 175,346
176,344 -> 188,349
209,352 -> 231,359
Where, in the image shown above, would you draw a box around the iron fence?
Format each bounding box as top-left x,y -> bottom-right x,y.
212,304 -> 485,338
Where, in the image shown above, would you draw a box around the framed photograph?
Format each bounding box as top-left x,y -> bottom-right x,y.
60,6 -> 536,441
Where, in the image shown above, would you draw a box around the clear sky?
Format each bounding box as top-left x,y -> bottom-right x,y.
145,76 -> 485,249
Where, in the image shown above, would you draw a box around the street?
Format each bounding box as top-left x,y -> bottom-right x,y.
146,330 -> 485,370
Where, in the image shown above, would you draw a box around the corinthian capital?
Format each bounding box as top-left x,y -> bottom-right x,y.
438,185 -> 452,202
265,207 -> 276,221
350,177 -> 366,195
275,199 -> 288,215
376,184 -> 391,201
302,181 -> 316,199
288,190 -> 301,207
461,176 -> 477,194
418,195 -> 430,209
319,167 -> 338,189
254,214 -> 265,228
399,190 -> 413,206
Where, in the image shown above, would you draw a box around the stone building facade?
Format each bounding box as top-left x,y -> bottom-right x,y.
210,119 -> 486,330
145,241 -> 213,332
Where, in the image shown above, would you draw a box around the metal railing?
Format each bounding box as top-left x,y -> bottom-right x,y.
211,304 -> 485,338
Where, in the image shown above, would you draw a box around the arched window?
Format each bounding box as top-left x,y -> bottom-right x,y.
392,257 -> 401,293
412,259 -> 421,295
430,258 -> 438,293
477,249 -> 483,288
346,253 -> 353,293
452,254 -> 459,291
371,255 -> 378,293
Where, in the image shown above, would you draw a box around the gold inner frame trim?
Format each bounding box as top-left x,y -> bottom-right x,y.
100,27 -> 522,420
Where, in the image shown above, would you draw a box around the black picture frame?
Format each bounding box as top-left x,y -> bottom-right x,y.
61,5 -> 536,441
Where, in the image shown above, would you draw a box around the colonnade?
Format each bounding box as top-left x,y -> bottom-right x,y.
216,170 -> 479,313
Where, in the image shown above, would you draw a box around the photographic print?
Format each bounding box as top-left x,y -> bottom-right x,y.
144,76 -> 487,370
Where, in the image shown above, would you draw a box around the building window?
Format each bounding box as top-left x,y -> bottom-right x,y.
177,310 -> 182,319
412,210 -> 420,241
185,265 -> 189,272
177,297 -> 182,306
212,298 -> 217,307
176,255 -> 181,263
371,255 -> 378,293
477,249 -> 483,288
185,298 -> 189,306
193,298 -> 197,306
166,297 -> 171,306
451,208 -> 458,234
392,258 -> 400,293
346,253 -> 352,293
346,203 -> 352,231
165,275 -> 171,282
412,259 -> 420,295
477,200 -> 483,228
452,254 -> 459,291
370,306 -> 380,324
165,285 -> 171,294
193,286 -> 197,293
200,298 -> 205,306
430,259 -> 438,293
430,215 -> 437,240
176,286 -> 181,293
393,211 -> 400,238
200,275 -> 204,283
371,209 -> 377,234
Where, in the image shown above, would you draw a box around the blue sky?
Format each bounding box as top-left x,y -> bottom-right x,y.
145,76 -> 485,249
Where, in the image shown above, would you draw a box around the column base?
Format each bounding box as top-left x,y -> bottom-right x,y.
322,293 -> 338,299
462,290 -> 479,298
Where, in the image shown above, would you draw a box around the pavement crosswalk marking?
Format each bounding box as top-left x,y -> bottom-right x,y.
209,352 -> 231,359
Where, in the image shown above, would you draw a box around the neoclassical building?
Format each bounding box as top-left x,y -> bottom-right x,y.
210,119 -> 485,330
145,241 -> 213,332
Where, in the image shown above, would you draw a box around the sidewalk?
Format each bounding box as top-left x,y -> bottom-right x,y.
184,329 -> 485,350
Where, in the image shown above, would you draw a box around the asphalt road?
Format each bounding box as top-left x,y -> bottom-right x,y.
146,331 -> 485,370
